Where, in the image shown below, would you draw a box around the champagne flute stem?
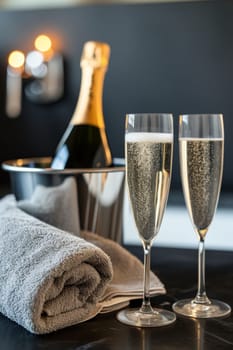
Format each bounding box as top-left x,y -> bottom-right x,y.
194,237 -> 211,304
140,241 -> 154,313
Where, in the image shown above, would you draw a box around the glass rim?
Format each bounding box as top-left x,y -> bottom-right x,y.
179,113 -> 224,139
126,113 -> 173,117
179,113 -> 223,118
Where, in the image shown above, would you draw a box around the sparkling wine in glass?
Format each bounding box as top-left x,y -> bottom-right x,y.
172,114 -> 231,318
117,113 -> 176,327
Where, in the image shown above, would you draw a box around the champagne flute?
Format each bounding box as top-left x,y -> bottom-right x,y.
173,114 -> 231,318
117,113 -> 176,327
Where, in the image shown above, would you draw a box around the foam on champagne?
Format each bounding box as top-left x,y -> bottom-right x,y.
126,132 -> 173,143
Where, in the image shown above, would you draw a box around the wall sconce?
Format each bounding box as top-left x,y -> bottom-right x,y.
6,34 -> 64,118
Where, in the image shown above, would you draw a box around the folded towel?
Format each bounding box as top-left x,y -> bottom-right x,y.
81,231 -> 165,313
0,195 -> 112,334
0,177 -> 165,334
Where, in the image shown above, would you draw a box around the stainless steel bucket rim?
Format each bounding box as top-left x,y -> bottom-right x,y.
2,157 -> 125,174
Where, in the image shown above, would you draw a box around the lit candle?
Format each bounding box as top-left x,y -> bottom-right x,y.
6,50 -> 25,118
33,34 -> 63,102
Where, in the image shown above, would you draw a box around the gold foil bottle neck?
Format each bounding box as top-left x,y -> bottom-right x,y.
81,41 -> 110,69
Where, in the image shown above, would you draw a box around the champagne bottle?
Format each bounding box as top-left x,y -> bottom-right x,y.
51,41 -> 112,169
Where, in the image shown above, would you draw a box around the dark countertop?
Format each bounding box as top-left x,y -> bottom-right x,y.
0,246 -> 233,350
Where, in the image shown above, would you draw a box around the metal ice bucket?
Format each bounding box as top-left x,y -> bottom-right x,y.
2,157 -> 125,243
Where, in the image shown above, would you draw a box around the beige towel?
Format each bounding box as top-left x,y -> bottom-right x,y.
82,231 -> 164,313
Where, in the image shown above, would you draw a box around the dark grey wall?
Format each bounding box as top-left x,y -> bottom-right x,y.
0,0 -> 233,192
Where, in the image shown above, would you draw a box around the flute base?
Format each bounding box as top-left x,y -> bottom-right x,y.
173,298 -> 231,319
116,307 -> 176,327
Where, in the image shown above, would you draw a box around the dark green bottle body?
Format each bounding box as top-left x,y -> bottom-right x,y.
51,124 -> 111,169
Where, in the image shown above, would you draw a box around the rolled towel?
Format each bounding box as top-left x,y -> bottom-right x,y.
0,195 -> 113,334
17,177 -> 166,313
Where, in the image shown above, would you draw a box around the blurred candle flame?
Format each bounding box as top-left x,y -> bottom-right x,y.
8,50 -> 25,73
34,34 -> 53,60
6,34 -> 63,117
